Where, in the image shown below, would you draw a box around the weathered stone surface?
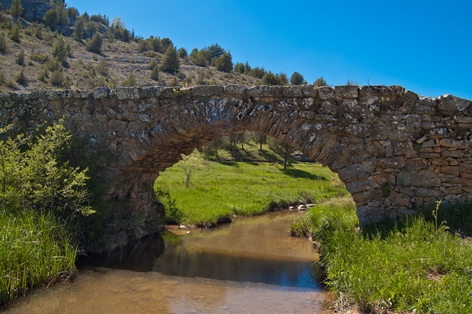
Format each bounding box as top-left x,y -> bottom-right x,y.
318,86 -> 335,100
1,83 -> 471,239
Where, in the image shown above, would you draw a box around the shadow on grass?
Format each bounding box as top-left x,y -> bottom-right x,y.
281,168 -> 327,181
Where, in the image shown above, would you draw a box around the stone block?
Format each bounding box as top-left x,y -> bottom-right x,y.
376,157 -> 406,169
192,85 -> 224,97
338,161 -> 375,183
116,87 -> 140,100
397,171 -> 441,187
335,85 -> 359,99
437,94 -> 470,112
224,84 -> 247,95
439,139 -> 468,149
301,85 -> 318,97
283,86 -> 303,97
247,85 -> 283,98
318,86 -> 334,100
93,87 -> 110,99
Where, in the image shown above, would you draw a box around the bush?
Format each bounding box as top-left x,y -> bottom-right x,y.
150,65 -> 159,81
15,49 -> 24,65
314,76 -> 328,87
15,69 -> 26,85
50,70 -> 64,86
96,59 -> 108,76
30,51 -> 49,63
121,72 -> 137,87
0,32 -> 7,53
85,33 -> 103,54
214,51 -> 233,72
9,23 -> 20,42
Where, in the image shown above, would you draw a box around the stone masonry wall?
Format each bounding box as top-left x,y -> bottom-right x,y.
1,84 -> 471,247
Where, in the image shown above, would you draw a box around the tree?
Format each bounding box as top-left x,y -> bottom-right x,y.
206,137 -> 228,159
85,33 -> 102,54
15,69 -> 27,85
290,71 -> 305,85
73,16 -> 85,40
314,76 -> 328,87
43,9 -> 58,30
160,44 -> 180,74
208,43 -> 224,59
121,73 -> 137,87
15,49 -> 24,65
9,23 -> 20,42
178,47 -> 188,59
9,0 -> 23,20
269,138 -> 296,170
0,32 -> 7,53
252,133 -> 267,151
52,36 -> 70,65
150,65 -> 159,81
261,71 -> 288,85
178,150 -> 205,188
214,51 -> 233,72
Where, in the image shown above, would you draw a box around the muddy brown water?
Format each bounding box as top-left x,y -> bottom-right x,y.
5,211 -> 331,314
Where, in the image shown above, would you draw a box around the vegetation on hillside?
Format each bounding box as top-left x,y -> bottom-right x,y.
0,1 -> 329,93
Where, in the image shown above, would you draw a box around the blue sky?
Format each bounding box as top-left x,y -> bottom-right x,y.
66,0 -> 472,100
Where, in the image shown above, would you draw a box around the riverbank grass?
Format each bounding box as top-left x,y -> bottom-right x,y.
154,161 -> 347,226
0,209 -> 77,304
291,200 -> 472,313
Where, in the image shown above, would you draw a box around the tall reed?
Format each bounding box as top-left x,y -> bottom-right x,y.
0,208 -> 77,304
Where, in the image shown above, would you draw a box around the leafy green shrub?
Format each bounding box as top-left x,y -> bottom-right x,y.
96,59 -> 109,76
0,32 -> 7,53
30,51 -> 49,64
121,72 -> 137,87
290,71 -> 305,85
50,69 -> 64,86
0,121 -> 92,219
52,36 -> 70,65
15,49 -> 24,65
15,69 -> 26,85
214,51 -> 233,72
8,23 -> 20,42
85,33 -> 103,54
150,65 -> 159,81
314,76 -> 328,86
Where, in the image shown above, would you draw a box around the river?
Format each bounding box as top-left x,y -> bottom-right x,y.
4,210 -> 330,314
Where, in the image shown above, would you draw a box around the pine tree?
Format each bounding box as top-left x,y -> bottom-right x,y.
160,45 -> 180,74
10,0 -> 23,20
214,51 -> 233,73
150,65 -> 159,81
290,71 -> 305,85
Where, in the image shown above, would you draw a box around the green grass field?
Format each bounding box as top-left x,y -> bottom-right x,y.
291,200 -> 472,314
154,161 -> 348,226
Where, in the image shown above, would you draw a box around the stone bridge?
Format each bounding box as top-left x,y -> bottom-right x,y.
1,84 -> 471,241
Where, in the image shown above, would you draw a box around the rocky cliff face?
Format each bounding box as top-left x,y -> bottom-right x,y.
1,0 -> 51,22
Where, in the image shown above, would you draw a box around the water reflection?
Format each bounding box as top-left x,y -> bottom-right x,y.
5,210 -> 330,314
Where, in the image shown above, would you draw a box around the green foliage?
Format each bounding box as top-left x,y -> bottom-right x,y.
15,69 -> 26,85
261,71 -> 288,85
290,71 -> 305,85
214,51 -> 233,72
8,23 -> 20,42
43,2 -> 68,30
268,137 -> 296,169
208,43 -> 225,59
155,188 -> 182,224
178,47 -> 188,58
96,59 -> 109,76
0,32 -> 7,53
0,121 -> 93,219
155,161 -> 345,226
189,47 -> 210,66
178,150 -> 205,188
107,17 -> 131,42
9,0 -> 23,19
15,49 -> 24,65
50,69 -> 64,86
85,33 -> 102,54
73,15 -> 85,40
346,78 -> 359,86
121,72 -> 137,87
314,76 -> 328,87
291,201 -> 472,313
0,209 -> 76,304
43,9 -> 58,30
51,36 -> 70,65
90,14 -> 109,27
30,51 -> 49,63
150,64 -> 159,81
160,44 -> 180,74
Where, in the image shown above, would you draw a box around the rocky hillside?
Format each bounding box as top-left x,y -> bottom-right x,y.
0,1 -> 263,93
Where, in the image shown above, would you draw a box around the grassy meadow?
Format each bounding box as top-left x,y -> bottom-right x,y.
291,199 -> 472,314
154,160 -> 348,226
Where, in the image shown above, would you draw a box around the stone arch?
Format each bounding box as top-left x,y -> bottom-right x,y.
1,84 -> 472,246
